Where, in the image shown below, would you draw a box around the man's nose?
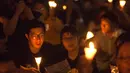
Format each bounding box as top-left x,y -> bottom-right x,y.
36,35 -> 41,40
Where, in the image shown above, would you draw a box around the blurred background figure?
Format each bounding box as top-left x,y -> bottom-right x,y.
44,7 -> 64,45
0,5 -> 13,62
32,0 -> 48,23
92,11 -> 124,73
115,32 -> 130,73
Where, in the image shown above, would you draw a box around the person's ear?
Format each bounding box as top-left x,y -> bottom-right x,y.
25,34 -> 29,40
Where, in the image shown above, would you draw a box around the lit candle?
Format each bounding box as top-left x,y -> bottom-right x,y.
48,1 -> 57,8
86,31 -> 94,40
119,0 -> 126,8
84,42 -> 97,60
108,0 -> 113,3
63,5 -> 67,10
35,57 -> 42,71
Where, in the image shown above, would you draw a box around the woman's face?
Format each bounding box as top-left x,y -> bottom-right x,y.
100,18 -> 112,34
116,42 -> 130,73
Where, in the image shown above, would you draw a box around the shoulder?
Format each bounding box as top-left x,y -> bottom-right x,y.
113,29 -> 125,38
42,42 -> 53,48
95,31 -> 104,37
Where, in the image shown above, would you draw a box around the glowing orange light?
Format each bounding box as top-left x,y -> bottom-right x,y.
84,42 -> 97,60
35,57 -> 42,71
108,0 -> 113,3
86,31 -> 94,40
119,0 -> 126,8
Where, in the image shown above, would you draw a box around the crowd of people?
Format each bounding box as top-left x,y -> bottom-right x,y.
0,0 -> 130,73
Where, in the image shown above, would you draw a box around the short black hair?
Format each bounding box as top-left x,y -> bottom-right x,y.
115,32 -> 130,57
101,11 -> 119,28
25,19 -> 46,34
60,26 -> 78,40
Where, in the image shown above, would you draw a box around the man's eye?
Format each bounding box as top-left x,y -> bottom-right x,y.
31,34 -> 36,37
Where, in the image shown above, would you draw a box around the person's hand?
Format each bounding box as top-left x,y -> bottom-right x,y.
20,65 -> 39,73
15,0 -> 26,15
8,68 -> 39,73
68,68 -> 79,73
24,5 -> 35,20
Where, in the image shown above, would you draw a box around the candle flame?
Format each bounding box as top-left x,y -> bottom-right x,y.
119,0 -> 126,8
35,57 -> 42,65
63,5 -> 67,10
86,31 -> 94,40
84,42 -> 97,60
108,0 -> 113,3
49,1 -> 57,8
89,42 -> 94,49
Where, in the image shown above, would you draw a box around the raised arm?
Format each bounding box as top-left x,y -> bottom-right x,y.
23,5 -> 35,20
5,1 -> 26,36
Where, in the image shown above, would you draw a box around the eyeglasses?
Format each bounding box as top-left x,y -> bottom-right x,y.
30,33 -> 44,40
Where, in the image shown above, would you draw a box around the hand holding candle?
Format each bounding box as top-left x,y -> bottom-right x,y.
84,42 -> 97,61
35,57 -> 42,72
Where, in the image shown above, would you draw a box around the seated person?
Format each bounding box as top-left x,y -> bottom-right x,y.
11,19 -> 54,73
115,32 -> 130,73
93,11 -> 124,73
59,26 -> 93,73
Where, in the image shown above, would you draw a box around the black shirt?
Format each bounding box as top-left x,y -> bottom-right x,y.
67,54 -> 79,69
12,42 -> 54,73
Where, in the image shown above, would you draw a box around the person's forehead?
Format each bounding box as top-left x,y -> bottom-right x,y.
35,3 -> 44,9
118,42 -> 130,56
101,18 -> 111,24
30,27 -> 44,34
63,32 -> 74,37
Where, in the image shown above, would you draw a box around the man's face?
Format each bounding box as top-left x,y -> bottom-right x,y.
100,18 -> 112,34
62,32 -> 78,52
26,27 -> 44,50
116,42 -> 130,73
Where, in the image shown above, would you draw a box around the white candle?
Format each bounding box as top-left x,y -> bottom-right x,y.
119,0 -> 126,8
35,57 -> 42,71
84,42 -> 97,60
86,31 -> 94,40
